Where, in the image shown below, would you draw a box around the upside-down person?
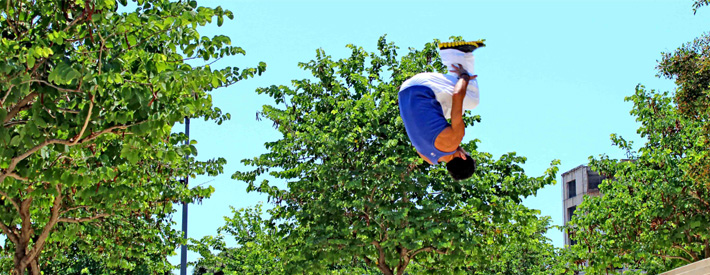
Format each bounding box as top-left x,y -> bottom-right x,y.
398,41 -> 484,180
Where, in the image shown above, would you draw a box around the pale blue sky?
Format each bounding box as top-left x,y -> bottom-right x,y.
172,0 -> 710,271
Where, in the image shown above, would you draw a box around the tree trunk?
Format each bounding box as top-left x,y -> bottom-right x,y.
12,245 -> 26,275
373,240 -> 393,275
30,258 -> 40,275
396,247 -> 410,275
378,264 -> 394,275
11,190 -> 60,275
396,258 -> 410,275
11,260 -> 39,275
13,198 -> 33,275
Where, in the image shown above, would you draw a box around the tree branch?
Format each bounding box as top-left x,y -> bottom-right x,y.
23,184 -> 61,265
58,213 -> 110,223
4,2 -> 20,37
0,189 -> 21,213
372,240 -> 393,275
396,246 -> 410,275
3,120 -> 28,127
124,79 -> 153,86
0,122 -> 141,185
71,92 -> 94,145
6,172 -> 28,181
654,253 -> 692,263
62,11 -> 87,33
0,221 -> 19,244
673,244 -> 699,262
362,255 -> 373,266
56,108 -> 80,114
410,246 -> 449,258
3,92 -> 37,124
25,80 -> 82,93
60,205 -> 93,215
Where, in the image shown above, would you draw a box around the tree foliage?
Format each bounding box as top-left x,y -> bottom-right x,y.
0,0 -> 264,273
190,203 -> 287,275
190,203 -> 379,275
233,36 -> 561,275
568,31 -> 710,275
694,0 -> 709,13
191,204 -> 567,275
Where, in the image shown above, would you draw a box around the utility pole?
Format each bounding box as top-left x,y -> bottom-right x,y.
180,117 -> 190,275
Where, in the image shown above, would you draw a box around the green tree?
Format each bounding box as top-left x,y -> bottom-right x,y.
233,36 -> 561,275
190,203 -> 380,275
568,15 -> 710,275
469,214 -> 569,275
190,206 -> 568,275
0,0 -> 264,273
35,214 -> 187,274
190,203 -> 287,275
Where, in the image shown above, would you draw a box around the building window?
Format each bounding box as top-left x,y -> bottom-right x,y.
588,175 -> 602,191
568,206 -> 578,245
567,180 -> 576,198
567,206 -> 576,222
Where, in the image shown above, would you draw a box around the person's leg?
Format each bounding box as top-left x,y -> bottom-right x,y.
439,41 -> 484,77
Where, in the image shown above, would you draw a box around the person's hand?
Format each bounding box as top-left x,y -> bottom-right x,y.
449,64 -> 477,80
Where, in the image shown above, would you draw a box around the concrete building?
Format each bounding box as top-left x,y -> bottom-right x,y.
561,165 -> 604,246
661,258 -> 710,275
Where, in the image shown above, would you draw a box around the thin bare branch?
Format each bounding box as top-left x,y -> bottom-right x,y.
0,221 -> 19,244
203,57 -> 222,68
25,80 -> 81,93
124,79 -> 153,86
4,10 -> 20,36
410,246 -> 449,258
654,253 -> 692,263
58,213 -> 110,223
56,108 -> 80,114
0,189 -> 20,213
3,120 -> 28,127
673,244 -> 699,262
1,86 -> 13,105
3,92 -> 37,124
0,122 -> 142,184
71,93 -> 94,146
6,172 -> 28,181
62,12 -> 86,33
168,56 -> 198,63
60,205 -> 92,215
95,23 -> 105,75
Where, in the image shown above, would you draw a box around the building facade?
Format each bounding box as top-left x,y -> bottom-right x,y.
561,165 -> 603,246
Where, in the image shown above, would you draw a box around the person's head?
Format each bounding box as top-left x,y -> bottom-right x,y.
446,153 -> 476,180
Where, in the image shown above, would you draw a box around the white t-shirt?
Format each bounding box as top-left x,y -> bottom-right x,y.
400,72 -> 480,119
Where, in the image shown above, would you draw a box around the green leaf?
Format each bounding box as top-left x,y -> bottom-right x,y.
127,35 -> 137,46
27,55 -> 35,68
9,135 -> 21,146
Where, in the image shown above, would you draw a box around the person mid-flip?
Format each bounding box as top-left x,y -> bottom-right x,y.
398,41 -> 483,180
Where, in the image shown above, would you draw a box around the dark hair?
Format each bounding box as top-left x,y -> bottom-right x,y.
446,154 -> 476,180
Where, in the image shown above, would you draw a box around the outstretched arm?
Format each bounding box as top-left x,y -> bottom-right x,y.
450,64 -> 472,144
434,64 -> 476,152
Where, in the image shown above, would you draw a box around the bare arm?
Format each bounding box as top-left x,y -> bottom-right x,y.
434,64 -> 476,152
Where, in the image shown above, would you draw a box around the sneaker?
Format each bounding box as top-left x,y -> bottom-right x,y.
439,40 -> 485,53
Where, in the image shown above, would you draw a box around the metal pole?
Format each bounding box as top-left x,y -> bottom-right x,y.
180,117 -> 190,275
